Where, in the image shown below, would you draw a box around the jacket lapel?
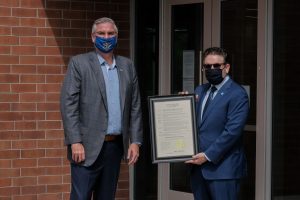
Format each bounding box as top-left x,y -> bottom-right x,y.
201,79 -> 233,124
197,84 -> 210,126
89,51 -> 108,111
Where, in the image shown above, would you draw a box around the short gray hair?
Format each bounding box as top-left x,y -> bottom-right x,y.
91,17 -> 118,34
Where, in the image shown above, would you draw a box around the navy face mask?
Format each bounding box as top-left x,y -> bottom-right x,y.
94,36 -> 117,53
205,68 -> 224,85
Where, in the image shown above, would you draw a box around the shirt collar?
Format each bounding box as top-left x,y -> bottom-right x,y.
97,54 -> 116,69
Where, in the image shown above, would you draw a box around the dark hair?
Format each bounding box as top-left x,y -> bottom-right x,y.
203,47 -> 230,64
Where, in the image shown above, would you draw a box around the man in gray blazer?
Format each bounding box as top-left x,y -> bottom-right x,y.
60,17 -> 143,200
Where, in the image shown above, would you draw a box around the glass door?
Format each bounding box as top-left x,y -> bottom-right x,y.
159,0 -> 210,199
159,0 -> 257,199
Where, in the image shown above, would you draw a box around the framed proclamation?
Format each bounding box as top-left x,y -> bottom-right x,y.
148,94 -> 198,163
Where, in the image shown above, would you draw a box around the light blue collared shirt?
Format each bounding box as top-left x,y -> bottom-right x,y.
97,54 -> 122,135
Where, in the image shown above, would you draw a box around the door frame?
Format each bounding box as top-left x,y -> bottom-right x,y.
157,0 -> 273,200
158,0 -> 212,199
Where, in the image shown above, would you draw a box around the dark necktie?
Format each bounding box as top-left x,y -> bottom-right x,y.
203,86 -> 217,115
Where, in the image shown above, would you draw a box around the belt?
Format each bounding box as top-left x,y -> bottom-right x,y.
104,134 -> 120,142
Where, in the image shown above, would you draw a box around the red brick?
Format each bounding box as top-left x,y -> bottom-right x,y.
12,140 -> 37,149
37,139 -> 63,149
20,37 -> 45,46
20,56 -> 45,65
45,166 -> 66,175
38,158 -> 62,167
20,93 -> 46,102
46,1 -> 70,10
63,29 -> 85,37
0,121 -> 14,130
38,47 -> 61,56
63,174 -> 70,184
45,148 -> 65,157
0,0 -> 19,7
71,2 -> 94,10
62,47 -> 86,56
37,120 -> 61,129
21,167 -> 46,176
22,112 -> 45,120
21,185 -> 46,195
0,46 -> 11,54
20,0 -> 45,8
46,19 -> 70,28
0,16 -> 19,26
0,140 -> 12,150
13,176 -> 37,186
38,175 -> 62,184
12,46 -> 36,55
38,28 -> 62,37
0,84 -> 11,92
12,8 -> 37,17
0,150 -> 20,159
14,194 -> 38,200
38,9 -> 62,19
21,18 -> 46,27
11,103 -> 36,111
12,158 -> 37,168
20,75 -> 45,83
0,74 -> 19,83
0,65 -> 11,73
15,121 -> 37,130
0,131 -> 21,140
11,65 -> 37,73
45,130 -> 64,139
0,186 -> 20,196
0,112 -> 22,121
0,93 -> 19,102
46,93 -> 60,102
38,193 -> 62,200
70,38 -> 91,47
0,168 -> 20,178
21,131 -> 45,139
46,112 -> 61,120
0,178 -> 12,187
0,26 -> 11,35
37,65 -> 62,74
12,27 -> 37,36
37,103 -> 60,111
0,55 -> 19,64
11,84 -> 36,93
46,75 -> 64,83
37,83 -> 61,93
45,56 -> 65,65
0,159 -> 12,168
46,184 -> 69,193
21,149 -> 45,159
0,103 -> 10,111
46,37 -> 70,46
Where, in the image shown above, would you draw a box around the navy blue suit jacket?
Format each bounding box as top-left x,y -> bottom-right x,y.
194,77 -> 249,180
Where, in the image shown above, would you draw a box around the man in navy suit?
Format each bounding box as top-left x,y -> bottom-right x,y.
185,47 -> 249,200
60,17 -> 143,200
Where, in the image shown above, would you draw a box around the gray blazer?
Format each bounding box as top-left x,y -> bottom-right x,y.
60,51 -> 143,167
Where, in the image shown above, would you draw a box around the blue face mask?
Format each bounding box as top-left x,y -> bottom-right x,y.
94,36 -> 117,53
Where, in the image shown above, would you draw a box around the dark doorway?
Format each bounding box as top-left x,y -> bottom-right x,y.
134,0 -> 159,199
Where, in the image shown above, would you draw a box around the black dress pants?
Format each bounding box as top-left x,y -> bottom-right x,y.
70,139 -> 123,200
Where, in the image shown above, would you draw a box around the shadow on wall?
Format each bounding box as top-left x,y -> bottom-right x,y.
41,0 -> 130,68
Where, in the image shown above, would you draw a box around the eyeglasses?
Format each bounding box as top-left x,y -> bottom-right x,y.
202,63 -> 225,70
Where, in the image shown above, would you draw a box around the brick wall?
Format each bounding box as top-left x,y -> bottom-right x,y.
0,0 -> 131,199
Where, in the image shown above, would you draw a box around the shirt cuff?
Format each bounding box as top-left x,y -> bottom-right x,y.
203,153 -> 211,162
